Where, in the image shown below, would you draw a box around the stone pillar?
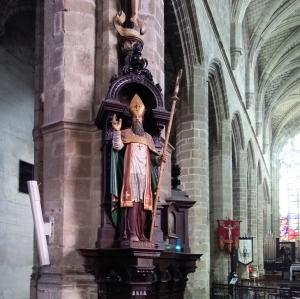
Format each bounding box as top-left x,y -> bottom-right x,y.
233,150 -> 248,233
233,150 -> 249,279
230,22 -> 242,70
209,119 -> 232,283
140,1 -> 164,89
247,170 -> 258,265
256,121 -> 262,137
32,1 -> 99,298
176,65 -> 209,298
257,180 -> 264,274
95,1 -> 118,107
245,92 -> 254,109
272,160 -> 280,236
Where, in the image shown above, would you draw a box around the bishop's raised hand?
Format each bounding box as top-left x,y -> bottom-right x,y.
112,114 -> 122,131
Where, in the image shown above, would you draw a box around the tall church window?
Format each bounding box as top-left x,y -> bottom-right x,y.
279,134 -> 300,242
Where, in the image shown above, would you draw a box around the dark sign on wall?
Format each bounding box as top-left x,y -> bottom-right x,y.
19,160 -> 34,194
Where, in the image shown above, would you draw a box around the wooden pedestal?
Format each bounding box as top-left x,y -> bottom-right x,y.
80,248 -> 201,299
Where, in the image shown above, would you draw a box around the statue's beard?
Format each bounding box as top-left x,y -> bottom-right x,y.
132,119 -> 145,136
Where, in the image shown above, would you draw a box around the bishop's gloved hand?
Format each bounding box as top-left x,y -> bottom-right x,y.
158,152 -> 167,166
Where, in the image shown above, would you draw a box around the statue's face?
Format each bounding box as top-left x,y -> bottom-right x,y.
132,115 -> 143,123
132,115 -> 145,136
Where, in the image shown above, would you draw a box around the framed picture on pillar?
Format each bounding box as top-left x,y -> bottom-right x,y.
238,237 -> 253,265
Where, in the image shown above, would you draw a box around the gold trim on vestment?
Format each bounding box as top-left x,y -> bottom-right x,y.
121,129 -> 158,154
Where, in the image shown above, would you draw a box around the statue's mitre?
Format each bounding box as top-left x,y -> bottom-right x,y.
129,94 -> 145,117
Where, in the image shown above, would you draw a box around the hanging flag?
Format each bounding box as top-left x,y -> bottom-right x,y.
238,237 -> 254,265
217,219 -> 241,253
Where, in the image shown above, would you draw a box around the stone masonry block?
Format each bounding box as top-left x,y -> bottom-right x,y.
69,131 -> 93,141
64,202 -> 90,227
54,11 -> 63,37
66,157 -> 92,178
64,0 -> 96,15
64,12 -> 95,33
44,157 -> 65,179
64,179 -> 91,201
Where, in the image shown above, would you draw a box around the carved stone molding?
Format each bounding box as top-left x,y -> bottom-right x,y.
230,47 -> 242,70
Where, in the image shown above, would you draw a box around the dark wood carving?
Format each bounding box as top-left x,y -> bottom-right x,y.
162,190 -> 196,253
80,248 -> 201,299
95,39 -> 169,137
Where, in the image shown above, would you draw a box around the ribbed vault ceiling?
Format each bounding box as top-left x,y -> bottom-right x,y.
243,0 -> 300,146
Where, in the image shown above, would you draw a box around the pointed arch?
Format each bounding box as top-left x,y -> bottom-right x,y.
166,0 -> 204,107
232,112 -> 245,169
231,0 -> 251,23
232,112 -> 245,149
169,0 -> 204,73
208,60 -> 230,145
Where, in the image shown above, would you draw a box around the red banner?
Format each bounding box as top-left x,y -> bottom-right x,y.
217,220 -> 240,253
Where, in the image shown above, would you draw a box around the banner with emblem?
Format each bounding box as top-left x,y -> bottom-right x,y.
238,237 -> 253,265
217,219 -> 241,253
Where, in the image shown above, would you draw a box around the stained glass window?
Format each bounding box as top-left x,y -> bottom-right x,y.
279,133 -> 300,242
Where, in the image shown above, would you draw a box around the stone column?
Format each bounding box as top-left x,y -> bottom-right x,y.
257,180 -> 264,274
233,150 -> 248,233
234,150 -> 249,279
95,1 -> 118,107
176,65 -> 209,298
210,119 -> 232,283
140,1 -> 164,89
272,160 -> 280,236
32,1 -> 99,298
247,171 -> 258,266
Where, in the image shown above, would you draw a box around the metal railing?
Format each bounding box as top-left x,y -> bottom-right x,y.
211,283 -> 300,298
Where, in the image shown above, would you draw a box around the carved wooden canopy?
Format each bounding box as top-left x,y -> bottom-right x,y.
95,39 -> 169,141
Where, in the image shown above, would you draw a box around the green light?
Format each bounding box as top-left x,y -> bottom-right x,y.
175,245 -> 181,252
165,244 -> 172,251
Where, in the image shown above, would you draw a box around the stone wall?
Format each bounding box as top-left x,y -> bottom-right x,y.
0,39 -> 34,299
